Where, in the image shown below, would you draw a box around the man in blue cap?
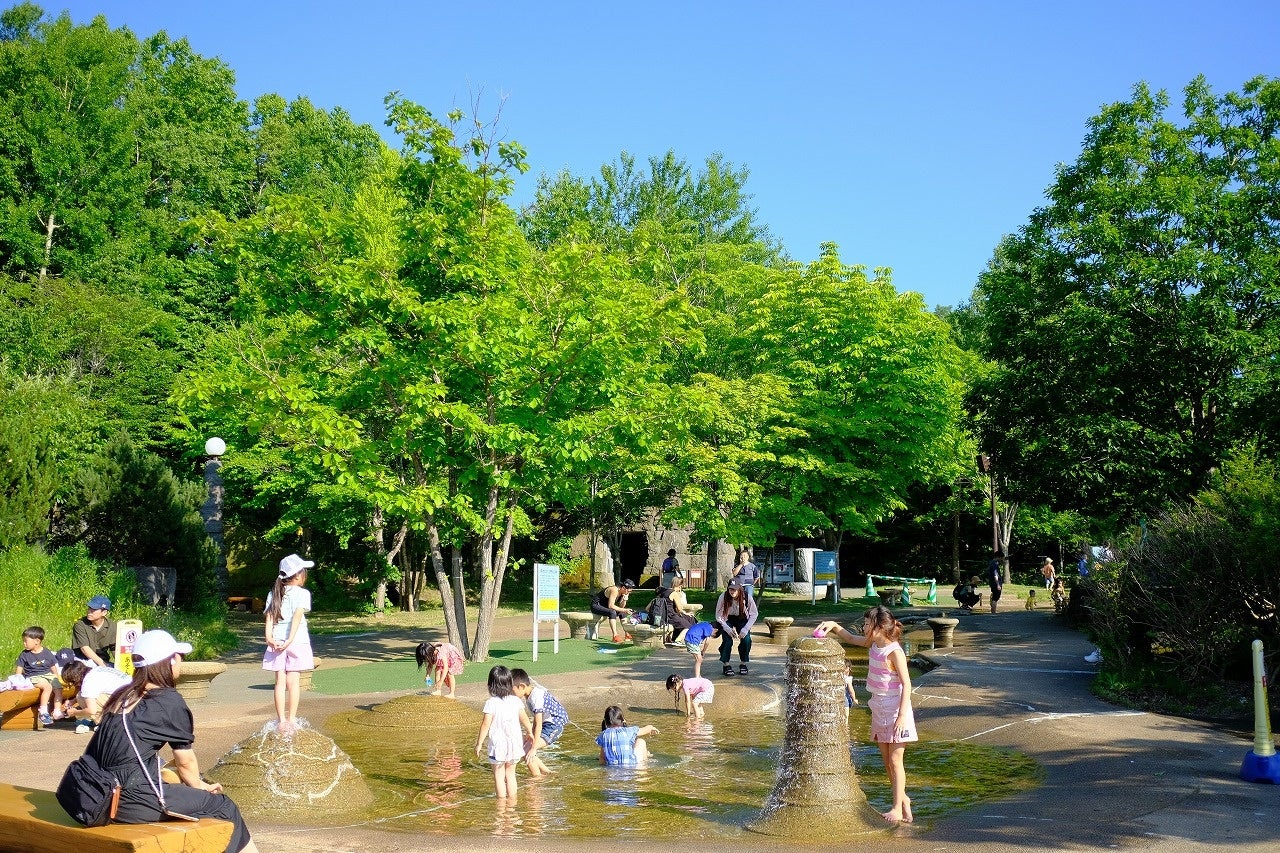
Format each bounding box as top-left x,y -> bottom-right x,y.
72,595 -> 115,667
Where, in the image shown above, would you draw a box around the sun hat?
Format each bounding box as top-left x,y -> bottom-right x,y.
132,629 -> 193,667
278,553 -> 315,579
87,595 -> 111,611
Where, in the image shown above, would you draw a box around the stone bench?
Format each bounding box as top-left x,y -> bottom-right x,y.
763,616 -> 794,641
561,611 -> 601,640
629,624 -> 666,649
0,782 -> 233,852
0,687 -> 41,731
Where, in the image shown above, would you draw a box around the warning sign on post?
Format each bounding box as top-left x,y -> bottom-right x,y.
114,619 -> 143,676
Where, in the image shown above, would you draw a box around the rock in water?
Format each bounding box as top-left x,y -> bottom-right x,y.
207,723 -> 375,817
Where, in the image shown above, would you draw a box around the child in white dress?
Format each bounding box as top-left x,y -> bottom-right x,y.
475,665 -> 533,799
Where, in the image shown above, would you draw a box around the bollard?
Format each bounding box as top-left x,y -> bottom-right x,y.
1240,639 -> 1280,783
864,575 -> 878,600
926,579 -> 937,604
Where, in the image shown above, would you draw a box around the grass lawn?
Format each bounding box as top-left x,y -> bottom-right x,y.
312,636 -> 654,695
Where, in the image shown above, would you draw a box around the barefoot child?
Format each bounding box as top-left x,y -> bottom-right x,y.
843,658 -> 859,721
596,705 -> 658,766
263,553 -> 315,736
665,673 -> 714,719
415,640 -> 465,699
511,668 -> 567,778
818,606 -> 917,824
475,666 -> 534,800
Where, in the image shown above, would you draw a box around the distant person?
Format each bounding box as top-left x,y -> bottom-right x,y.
1051,577 -> 1067,612
1077,551 -> 1091,578
416,640 -> 465,699
987,554 -> 1003,613
952,577 -> 981,611
817,606 -> 917,824
263,553 -> 314,736
843,658 -> 859,720
596,705 -> 658,766
511,668 -> 567,778
666,673 -> 714,719
590,579 -> 635,643
475,666 -> 533,800
715,580 -> 758,677
15,626 -> 62,726
660,549 -> 683,588
731,549 -> 763,597
679,620 -> 720,678
1041,558 -> 1056,589
73,596 -> 115,667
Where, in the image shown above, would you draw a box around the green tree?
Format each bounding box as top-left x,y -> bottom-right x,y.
0,377 -> 58,548
969,76 -> 1280,519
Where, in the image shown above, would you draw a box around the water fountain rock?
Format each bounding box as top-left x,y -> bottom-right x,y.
746,635 -> 885,838
206,724 -> 374,817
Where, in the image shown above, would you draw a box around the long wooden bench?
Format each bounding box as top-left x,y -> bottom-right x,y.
0,782 -> 233,852
0,687 -> 41,731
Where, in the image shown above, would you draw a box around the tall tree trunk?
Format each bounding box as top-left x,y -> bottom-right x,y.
999,502 -> 1019,584
39,212 -> 56,283
426,517 -> 466,651
471,488 -> 517,662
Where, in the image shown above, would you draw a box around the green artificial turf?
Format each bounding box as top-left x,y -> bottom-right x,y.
311,636 -> 654,695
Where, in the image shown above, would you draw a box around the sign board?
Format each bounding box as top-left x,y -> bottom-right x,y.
531,562 -> 561,661
114,618 -> 143,676
812,551 -> 839,604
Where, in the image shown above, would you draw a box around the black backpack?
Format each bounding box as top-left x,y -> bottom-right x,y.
647,588 -> 673,629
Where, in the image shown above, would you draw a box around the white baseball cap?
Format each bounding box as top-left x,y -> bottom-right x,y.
279,553 -> 315,579
132,630 -> 193,667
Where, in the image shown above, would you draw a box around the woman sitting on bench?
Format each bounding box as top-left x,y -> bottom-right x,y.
68,630 -> 258,852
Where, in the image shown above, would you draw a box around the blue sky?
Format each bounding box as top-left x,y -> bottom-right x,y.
53,1 -> 1280,309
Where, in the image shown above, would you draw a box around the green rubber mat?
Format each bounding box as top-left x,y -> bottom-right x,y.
311,637 -> 654,695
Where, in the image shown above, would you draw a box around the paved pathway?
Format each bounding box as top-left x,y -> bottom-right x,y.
2,599 -> 1274,852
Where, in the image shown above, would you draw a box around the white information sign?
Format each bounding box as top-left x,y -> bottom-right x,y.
532,562 -> 561,661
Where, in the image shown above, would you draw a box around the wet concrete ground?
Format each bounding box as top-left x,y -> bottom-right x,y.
1,597 -> 1274,852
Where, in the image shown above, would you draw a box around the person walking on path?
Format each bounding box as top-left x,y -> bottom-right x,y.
1041,558 -> 1056,589
817,606 -> 917,825
715,580 -> 757,677
987,554 -> 1003,614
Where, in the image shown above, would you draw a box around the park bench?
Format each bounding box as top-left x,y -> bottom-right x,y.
225,595 -> 265,613
0,782 -> 233,853
0,687 -> 41,731
561,611 -> 600,640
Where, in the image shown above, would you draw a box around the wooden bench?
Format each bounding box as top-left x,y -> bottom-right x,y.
0,782 -> 233,852
225,596 -> 265,613
0,687 -> 41,731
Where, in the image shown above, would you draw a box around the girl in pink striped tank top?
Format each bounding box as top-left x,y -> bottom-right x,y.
816,605 -> 916,824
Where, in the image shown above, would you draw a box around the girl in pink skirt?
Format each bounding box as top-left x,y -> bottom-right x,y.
817,605 -> 917,824
263,553 -> 315,736
415,640 -> 465,699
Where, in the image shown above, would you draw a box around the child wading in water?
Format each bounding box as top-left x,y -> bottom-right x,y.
415,640 -> 465,699
511,668 -> 567,778
596,705 -> 658,766
818,606 -> 917,824
475,665 -> 534,799
263,553 -> 315,736
665,673 -> 714,719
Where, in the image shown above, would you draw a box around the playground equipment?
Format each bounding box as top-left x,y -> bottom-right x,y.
863,575 -> 937,606
1240,639 -> 1279,783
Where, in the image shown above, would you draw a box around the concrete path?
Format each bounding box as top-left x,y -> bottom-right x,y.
1,599 -> 1273,852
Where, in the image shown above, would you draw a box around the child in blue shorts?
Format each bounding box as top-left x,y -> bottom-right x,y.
681,621 -> 720,679
511,668 -> 568,778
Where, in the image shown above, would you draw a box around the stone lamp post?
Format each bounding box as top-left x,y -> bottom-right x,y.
202,437 -> 228,600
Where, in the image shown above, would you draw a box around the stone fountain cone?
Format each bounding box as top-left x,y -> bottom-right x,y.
746,635 -> 886,838
206,723 -> 374,817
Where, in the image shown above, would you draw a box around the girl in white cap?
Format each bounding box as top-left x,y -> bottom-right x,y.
263,553 -> 314,736
61,629 -> 258,851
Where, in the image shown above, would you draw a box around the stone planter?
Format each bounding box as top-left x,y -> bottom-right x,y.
763,616 -> 794,642
926,617 -> 959,648
175,660 -> 227,701
629,624 -> 666,649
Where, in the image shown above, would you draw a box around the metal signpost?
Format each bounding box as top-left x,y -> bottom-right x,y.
531,562 -> 561,661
